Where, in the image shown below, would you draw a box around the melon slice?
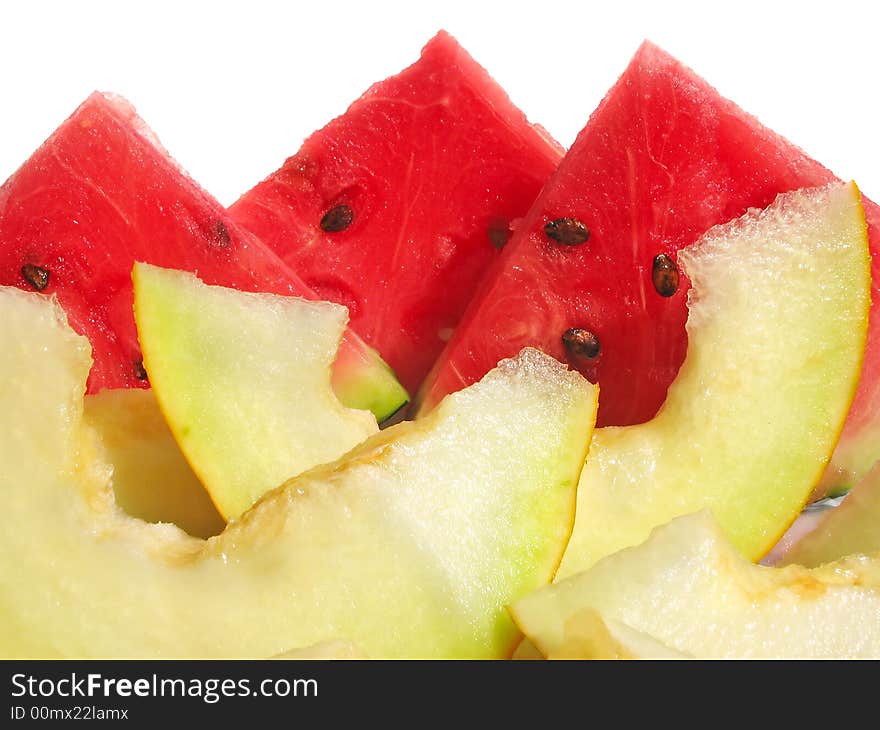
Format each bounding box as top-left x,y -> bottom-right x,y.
0,287 -> 596,658
83,388 -> 223,538
0,92 -> 407,421
132,263 -> 378,521
782,463 -> 880,567
541,609 -> 688,660
228,30 -> 563,395
417,41 -> 880,493
511,512 -> 880,659
557,182 -> 870,578
513,615 -> 686,660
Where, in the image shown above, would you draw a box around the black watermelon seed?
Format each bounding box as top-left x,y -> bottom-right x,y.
562,328 -> 600,359
213,220 -> 231,248
320,205 -> 354,233
544,218 -> 590,246
21,264 -> 50,291
133,359 -> 148,381
652,253 -> 680,297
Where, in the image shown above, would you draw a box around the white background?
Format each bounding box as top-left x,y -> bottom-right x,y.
0,0 -> 878,205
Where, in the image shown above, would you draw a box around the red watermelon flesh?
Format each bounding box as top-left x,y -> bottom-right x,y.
418,41 -> 880,490
0,92 -> 407,421
228,30 -> 563,394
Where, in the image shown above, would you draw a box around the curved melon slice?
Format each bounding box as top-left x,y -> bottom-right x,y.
783,463 -> 880,567
82,388 -> 224,539
558,182 -> 870,578
132,263 -> 379,520
0,289 -> 596,658
511,512 -> 880,659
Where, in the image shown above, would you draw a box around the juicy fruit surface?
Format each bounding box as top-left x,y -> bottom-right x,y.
133,264 -> 378,521
0,287 -> 596,658
418,42 -> 880,491
83,388 -> 224,538
228,30 -> 563,394
512,512 -> 880,659
783,463 -> 880,567
557,183 -> 870,577
0,92 -> 406,420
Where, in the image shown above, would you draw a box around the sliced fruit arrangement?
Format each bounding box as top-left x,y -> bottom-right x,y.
0,92 -> 407,421
133,263 -> 379,521
0,284 -> 596,658
558,182 -> 870,577
2,32 -> 880,661
511,512 -> 880,659
416,41 -> 880,495
782,463 -> 880,568
83,388 -> 223,538
228,30 -> 563,395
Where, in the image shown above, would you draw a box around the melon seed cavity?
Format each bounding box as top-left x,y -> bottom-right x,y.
544,218 -> 590,246
562,328 -> 600,359
320,205 -> 354,233
652,254 -> 679,297
21,264 -> 50,291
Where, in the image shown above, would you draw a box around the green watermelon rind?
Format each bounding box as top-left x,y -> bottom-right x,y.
333,347 -> 410,423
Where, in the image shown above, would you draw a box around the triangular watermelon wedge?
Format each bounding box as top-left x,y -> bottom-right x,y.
418,41 -> 880,492
0,92 -> 407,421
228,31 -> 563,395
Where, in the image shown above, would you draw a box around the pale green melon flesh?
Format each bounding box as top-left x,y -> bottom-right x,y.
83,388 -> 224,539
132,263 -> 379,520
0,290 -> 596,658
558,183 -> 871,578
783,462 -> 880,567
512,512 -> 880,659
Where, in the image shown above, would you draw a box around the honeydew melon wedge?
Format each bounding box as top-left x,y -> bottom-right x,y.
0,288 -> 596,658
82,388 -> 224,539
511,511 -> 880,659
132,263 -> 379,521
782,462 -> 880,567
558,182 -> 871,578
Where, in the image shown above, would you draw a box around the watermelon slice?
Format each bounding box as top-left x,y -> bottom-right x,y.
417,41 -> 880,492
228,31 -> 563,394
0,92 -> 407,421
